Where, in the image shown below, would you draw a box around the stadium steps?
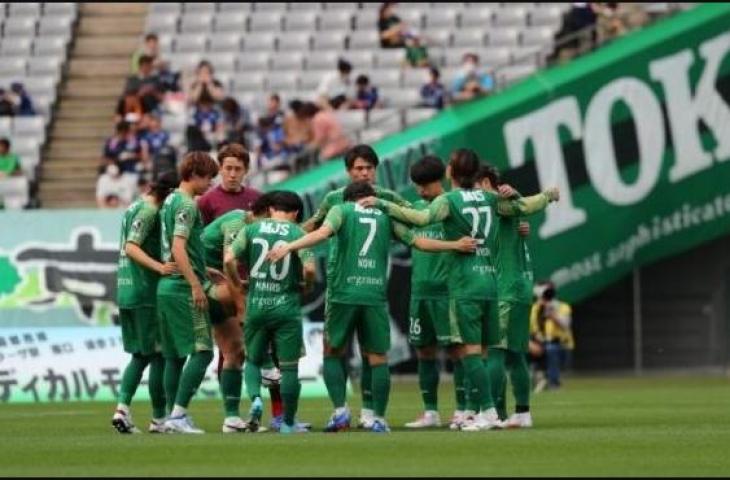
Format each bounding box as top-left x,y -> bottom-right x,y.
40,3 -> 147,209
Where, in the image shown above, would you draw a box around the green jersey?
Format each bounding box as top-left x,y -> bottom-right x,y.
323,202 -> 415,305
202,209 -> 247,271
375,189 -> 552,300
410,199 -> 449,300
497,215 -> 534,304
230,219 -> 314,318
157,189 -> 207,295
116,199 -> 161,308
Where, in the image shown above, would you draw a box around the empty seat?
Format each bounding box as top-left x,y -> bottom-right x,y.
278,32 -> 312,51
312,31 -> 347,51
1,37 -> 33,56
20,77 -> 55,98
38,17 -> 73,36
319,10 -> 352,30
521,27 -> 555,48
180,14 -> 213,33
4,17 -> 37,36
267,74 -> 299,92
494,7 -> 527,27
422,28 -> 451,48
253,2 -> 287,12
425,8 -> 459,29
271,51 -> 303,70
452,29 -> 486,48
380,88 -> 421,109
479,47 -> 512,68
233,72 -> 267,92
242,33 -> 277,52
459,6 -> 493,29
488,28 -> 520,47
299,70 -> 325,90
335,110 -> 366,132
13,116 -> 45,141
204,52 -> 236,73
149,3 -> 181,15
288,2 -> 322,11
353,11 -> 377,30
512,45 -> 546,66
323,2 -> 358,10
175,34 -> 207,53
167,52 -> 203,72
374,49 -> 404,69
305,50 -> 339,71
0,118 -> 12,137
183,2 -> 216,14
404,108 -> 438,126
530,6 -> 564,28
214,12 -> 248,32
145,15 -> 178,34
43,2 -> 77,17
236,52 -> 270,71
344,50 -> 374,70
249,11 -> 282,32
283,11 -> 318,31
497,63 -> 537,86
0,58 -> 26,76
9,2 -> 41,16
33,36 -> 66,56
348,30 -> 379,50
209,32 -> 242,52
367,69 -> 401,89
401,67 -> 430,88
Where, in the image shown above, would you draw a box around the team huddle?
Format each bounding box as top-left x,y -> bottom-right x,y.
111,142 -> 560,434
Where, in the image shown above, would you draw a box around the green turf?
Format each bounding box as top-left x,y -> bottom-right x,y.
0,375 -> 728,476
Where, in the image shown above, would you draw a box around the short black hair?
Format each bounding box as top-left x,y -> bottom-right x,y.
144,33 -> 159,42
138,55 -> 154,67
149,170 -> 179,203
343,181 -> 376,202
329,94 -> 348,110
448,148 -> 480,189
268,190 -> 304,223
475,163 -> 500,187
410,155 -> 445,185
251,191 -> 275,217
0,138 -> 10,150
356,74 -> 370,86
337,58 -> 353,73
344,144 -> 379,170
429,66 -> 440,79
116,121 -> 131,134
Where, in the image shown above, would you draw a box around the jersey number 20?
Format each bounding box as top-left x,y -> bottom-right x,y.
251,238 -> 290,280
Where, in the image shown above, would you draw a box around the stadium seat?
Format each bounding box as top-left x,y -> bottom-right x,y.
233,72 -> 267,93
404,107 -> 438,126
494,7 -> 528,27
319,10 -> 353,31
1,37 -> 33,57
253,2 -> 287,12
299,70 -> 324,90
312,31 -> 347,51
343,50 -> 374,71
42,3 -> 77,18
213,12 -> 248,32
283,11 -> 318,32
267,73 -> 299,92
0,57 -> 26,76
209,32 -> 242,52
367,69 -> 401,89
488,28 -> 521,47
145,15 -> 178,34
149,3 -> 181,15
459,6 -> 493,28
480,47 -> 512,69
521,27 -> 555,48
174,34 -> 207,53
271,51 -> 304,71
348,30 -> 379,50
183,2 -> 216,14
497,63 -> 537,86
9,2 -> 41,17
0,118 -> 11,137
323,2 -> 358,10
530,6 -> 564,28
249,11 -> 283,32
37,17 -> 73,36
289,3 -> 322,12
379,88 -> 421,109
353,10 -> 378,30
335,110 -> 366,132
242,33 -> 277,52
452,29 -> 487,48
4,17 -> 38,37
278,32 -> 312,52
236,52 -> 270,71
180,14 -> 213,33
33,36 -> 66,56
425,8 -> 460,29
304,50 -> 340,71
204,52 -> 236,73
12,116 -> 45,142
398,9 -> 424,30
401,67 -> 430,89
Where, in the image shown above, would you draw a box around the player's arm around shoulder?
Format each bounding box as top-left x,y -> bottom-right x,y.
497,187 -> 560,217
395,220 -> 477,253
268,212 -> 338,263
360,193 -> 448,226
301,190 -> 335,232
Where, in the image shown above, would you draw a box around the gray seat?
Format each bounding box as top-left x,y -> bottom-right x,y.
353,11 -> 377,30
323,2 -> 359,10
512,46 -> 546,66
33,36 -> 66,56
20,77 -> 55,98
1,37 -> 33,57
0,118 -> 11,136
529,6 -> 564,28
242,33 -> 277,52
4,17 -> 37,36
183,2 -> 216,14
348,30 -> 379,50
43,3 -> 78,18
278,32 -> 312,51
180,14 -> 213,33
283,11 -> 318,31
209,32 -> 242,52
149,3 -> 181,15
359,128 -> 386,144
12,116 -> 45,142
218,2 -> 252,13
213,12 -> 248,32
305,50 -> 339,71
174,34 -> 207,53
319,10 -> 352,31
248,11 -> 282,32
288,2 -> 322,11
422,28 -> 451,48
367,69 -> 401,89
27,56 -> 59,78
236,52 -> 270,71
334,110 -> 366,132
267,73 -> 299,92
497,63 -> 537,87
488,28 -> 520,47
452,29 -> 486,48
167,52 -> 203,72
145,15 -> 178,34
204,52 -> 236,73
344,50 -> 375,71
404,108 -> 438,126
401,67 -> 430,89
521,27 -> 555,48
380,88 -> 421,109
0,58 -> 27,76
459,6 -> 493,28
233,72 -> 267,92
424,8 -> 459,29
494,7 -> 527,27
374,49 -> 404,68
271,51 -> 303,70
9,2 -> 41,16
312,31 -> 347,51
252,2 -> 287,12
480,47 -> 512,68
397,9 -> 423,30
299,70 -> 324,90
156,34 -> 174,53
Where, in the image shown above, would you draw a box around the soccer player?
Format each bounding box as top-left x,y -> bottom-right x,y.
359,149 -> 560,431
301,144 -> 412,430
268,181 -> 477,433
224,191 -> 316,434
157,151 -> 219,434
112,172 -> 179,434
476,164 -> 535,428
400,156 -> 469,430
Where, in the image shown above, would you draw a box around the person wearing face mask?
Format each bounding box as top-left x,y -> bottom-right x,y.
450,53 -> 495,103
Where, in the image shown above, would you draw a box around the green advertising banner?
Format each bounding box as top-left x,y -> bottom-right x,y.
272,4 -> 730,304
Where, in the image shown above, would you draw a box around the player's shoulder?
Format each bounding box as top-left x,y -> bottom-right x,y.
323,187 -> 345,203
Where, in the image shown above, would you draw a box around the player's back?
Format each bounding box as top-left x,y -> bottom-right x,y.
117,198 -> 161,307
497,215 -> 533,304
410,199 -> 449,299
202,209 -> 246,270
441,188 -> 500,300
328,202 -> 393,306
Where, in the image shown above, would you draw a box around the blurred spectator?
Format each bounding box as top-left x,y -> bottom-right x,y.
351,74 -> 379,110
420,66 -> 447,110
157,60 -> 182,94
256,115 -> 288,173
221,96 -> 254,148
595,3 -> 649,44
404,34 -> 430,68
186,60 -> 225,107
304,99 -> 351,162
115,86 -> 144,124
0,138 -> 28,209
262,93 -> 285,128
378,2 -> 407,48
316,58 -> 354,109
553,2 -> 600,62
96,162 -> 136,209
0,138 -> 21,179
140,113 -> 170,169
125,55 -> 163,113
131,32 -> 165,74
191,97 -> 225,150
0,88 -> 14,116
101,121 -> 143,175
10,83 -> 35,116
450,52 -> 494,103
283,100 -> 313,155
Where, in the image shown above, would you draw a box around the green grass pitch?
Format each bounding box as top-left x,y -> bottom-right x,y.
0,375 -> 728,476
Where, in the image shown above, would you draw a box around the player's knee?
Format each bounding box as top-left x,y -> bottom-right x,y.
367,353 -> 388,366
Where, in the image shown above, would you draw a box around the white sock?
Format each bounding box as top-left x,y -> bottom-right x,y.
116,403 -> 129,415
335,406 -> 348,416
171,405 -> 187,418
152,417 -> 165,423
224,416 -> 242,423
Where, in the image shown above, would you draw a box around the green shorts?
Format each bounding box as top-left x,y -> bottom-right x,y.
449,298 -> 498,346
244,312 -> 303,367
325,302 -> 390,355
205,278 -> 235,326
409,298 -> 457,347
157,293 -> 213,359
489,301 -> 531,352
120,306 -> 159,355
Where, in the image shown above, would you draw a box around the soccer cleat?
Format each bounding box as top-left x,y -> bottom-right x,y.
460,409 -> 504,432
279,420 -> 311,434
164,414 -> 205,434
111,409 -> 140,434
269,414 -> 312,432
371,418 -> 391,433
261,367 -> 281,387
148,419 -> 166,434
405,410 -> 442,428
505,412 -> 533,429
222,417 -> 249,433
357,408 -> 375,429
246,397 -> 264,432
323,409 -> 351,433
449,411 -> 467,431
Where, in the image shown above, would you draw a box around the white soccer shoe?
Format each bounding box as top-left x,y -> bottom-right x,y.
261,367 -> 281,387
460,409 -> 504,432
504,412 -> 533,429
405,410 -> 442,428
164,414 -> 205,434
357,408 -> 376,429
148,419 -> 167,434
222,416 -> 249,433
111,409 -> 141,434
449,410 -> 467,431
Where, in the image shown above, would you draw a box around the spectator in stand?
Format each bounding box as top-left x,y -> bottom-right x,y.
186,60 -> 225,107
303,98 -> 351,162
595,3 -> 649,44
378,2 -> 407,48
255,114 -> 287,174
131,33 -> 165,74
351,74 -> 380,111
316,58 -> 354,109
262,93 -> 285,128
125,55 -> 163,113
0,138 -> 29,209
0,88 -> 14,116
197,142 -> 262,225
450,52 -> 494,103
140,113 -> 170,169
0,138 -> 21,179
553,3 -> 600,62
283,99 -> 312,156
100,121 -> 143,175
9,83 -> 35,116
115,86 -> 144,124
404,34 -> 430,68
96,162 -> 136,209
221,96 -> 253,148
192,96 -> 225,151
420,66 -> 447,110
